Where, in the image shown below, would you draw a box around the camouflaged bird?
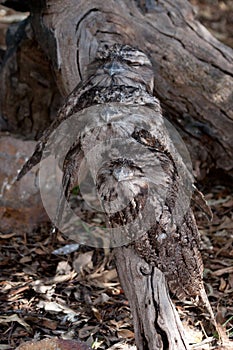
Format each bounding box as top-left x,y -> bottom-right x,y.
17,44 -> 214,317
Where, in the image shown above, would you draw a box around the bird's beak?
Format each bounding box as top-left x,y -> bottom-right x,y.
113,166 -> 134,182
103,60 -> 125,76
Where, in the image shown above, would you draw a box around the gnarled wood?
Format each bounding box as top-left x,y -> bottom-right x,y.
16,42 -> 212,349
1,0 -> 232,176
26,0 -> 233,178
115,246 -> 190,350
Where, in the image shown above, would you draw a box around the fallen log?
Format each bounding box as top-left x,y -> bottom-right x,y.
17,43 -> 217,349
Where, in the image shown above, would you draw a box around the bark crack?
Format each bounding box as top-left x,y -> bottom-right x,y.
185,21 -> 233,64
75,8 -> 100,33
151,267 -> 169,350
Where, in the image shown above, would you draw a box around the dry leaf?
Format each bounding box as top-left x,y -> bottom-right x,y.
8,285 -> 29,296
15,338 -> 91,350
91,306 -> 102,322
88,269 -> 118,283
78,325 -> 99,339
0,345 -> 13,350
228,274 -> 233,288
107,344 -> 136,350
56,261 -> 72,275
35,247 -> 47,255
73,251 -> 93,274
215,323 -> 233,349
212,266 -> 233,276
37,301 -> 79,321
117,329 -> 134,339
183,322 -> 203,344
0,314 -> 31,332
32,281 -> 55,294
41,318 -> 58,330
19,256 -> 32,264
93,292 -> 110,305
0,232 -> 17,239
219,277 -> 227,291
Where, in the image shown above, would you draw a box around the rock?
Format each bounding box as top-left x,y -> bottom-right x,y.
0,134 -> 49,233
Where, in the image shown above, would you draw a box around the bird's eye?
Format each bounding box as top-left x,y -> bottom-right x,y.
128,62 -> 141,67
122,57 -> 141,67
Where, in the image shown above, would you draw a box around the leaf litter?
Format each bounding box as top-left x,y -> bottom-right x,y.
0,181 -> 232,349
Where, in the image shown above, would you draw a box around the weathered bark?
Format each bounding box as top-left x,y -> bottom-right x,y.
1,0 -> 233,176
25,0 -> 233,179
115,247 -> 189,350
0,16 -> 62,138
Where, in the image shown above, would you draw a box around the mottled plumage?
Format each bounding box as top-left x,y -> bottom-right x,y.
17,44 -> 214,315
17,44 -> 155,180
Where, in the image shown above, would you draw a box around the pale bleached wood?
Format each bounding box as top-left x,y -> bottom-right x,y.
114,246 -> 190,350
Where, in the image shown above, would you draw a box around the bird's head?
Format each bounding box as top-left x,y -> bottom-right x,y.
88,44 -> 154,94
